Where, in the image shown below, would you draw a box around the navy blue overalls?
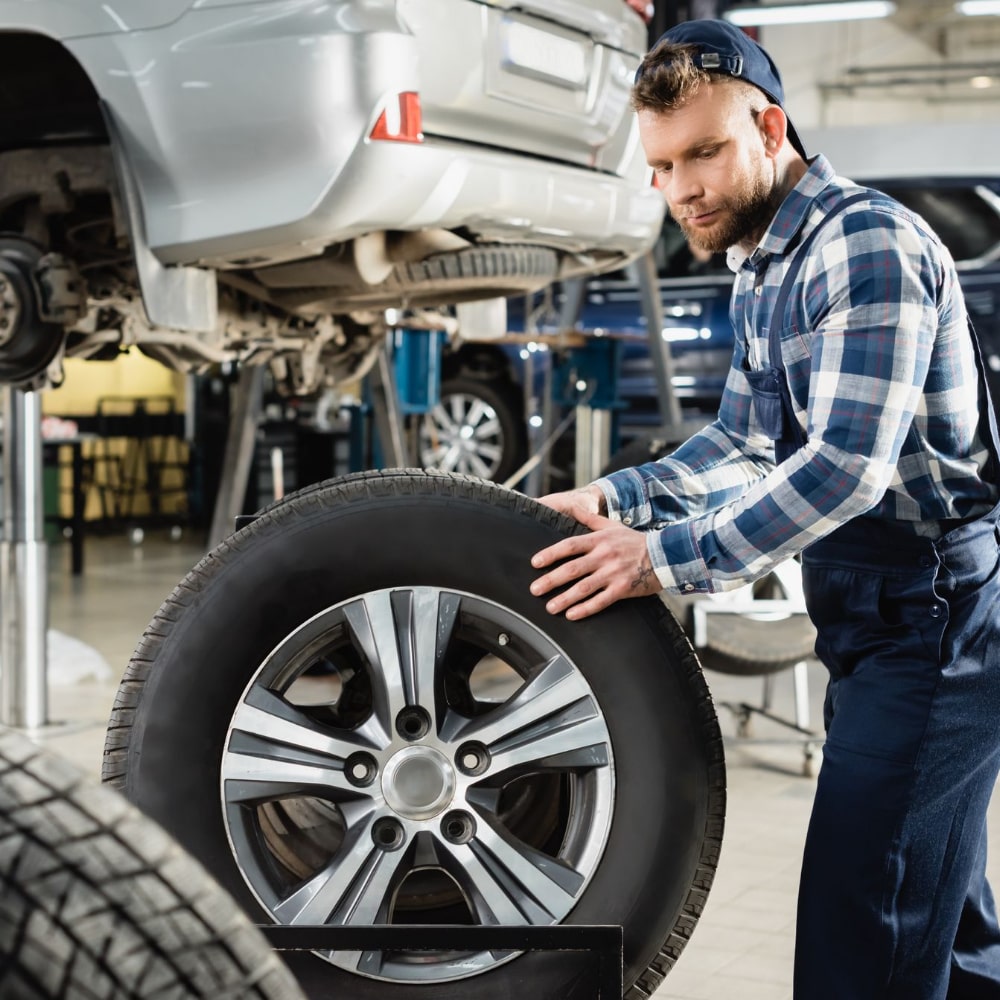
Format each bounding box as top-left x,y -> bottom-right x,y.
745,193 -> 1000,999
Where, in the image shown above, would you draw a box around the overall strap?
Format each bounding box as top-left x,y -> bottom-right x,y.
766,190 -> 883,449
768,190 -> 872,381
966,318 -> 1000,481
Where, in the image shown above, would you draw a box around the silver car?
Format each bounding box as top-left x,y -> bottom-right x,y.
0,0 -> 663,393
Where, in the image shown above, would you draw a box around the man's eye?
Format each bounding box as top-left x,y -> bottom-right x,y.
697,148 -> 717,159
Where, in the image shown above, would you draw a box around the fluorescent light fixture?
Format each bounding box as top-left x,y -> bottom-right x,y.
956,0 -> 1000,14
725,1 -> 896,26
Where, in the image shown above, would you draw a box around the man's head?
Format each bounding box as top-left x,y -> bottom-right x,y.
633,19 -> 807,254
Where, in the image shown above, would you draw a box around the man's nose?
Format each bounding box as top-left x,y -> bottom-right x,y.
666,164 -> 702,206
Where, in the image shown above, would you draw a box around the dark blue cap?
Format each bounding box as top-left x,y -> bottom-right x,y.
638,19 -> 806,157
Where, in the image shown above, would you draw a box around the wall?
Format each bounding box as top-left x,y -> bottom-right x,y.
42,352 -> 189,523
756,7 -> 1000,128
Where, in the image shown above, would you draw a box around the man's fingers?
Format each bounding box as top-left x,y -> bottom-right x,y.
530,533 -> 595,571
530,546 -> 602,598
573,508 -> 614,532
539,571 -> 606,615
564,590 -> 616,621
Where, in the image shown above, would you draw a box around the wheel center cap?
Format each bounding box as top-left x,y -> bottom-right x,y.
381,745 -> 456,820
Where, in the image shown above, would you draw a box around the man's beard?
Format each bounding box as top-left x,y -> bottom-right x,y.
674,169 -> 780,254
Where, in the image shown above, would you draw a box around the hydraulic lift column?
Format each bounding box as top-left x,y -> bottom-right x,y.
1,386 -> 48,729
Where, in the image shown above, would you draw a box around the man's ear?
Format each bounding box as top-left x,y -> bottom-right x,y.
758,105 -> 788,158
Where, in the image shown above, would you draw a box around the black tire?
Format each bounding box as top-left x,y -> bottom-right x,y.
0,726 -> 305,1000
280,247 -> 559,311
416,375 -> 527,482
689,561 -> 817,677
604,434 -> 817,677
103,469 -> 725,1000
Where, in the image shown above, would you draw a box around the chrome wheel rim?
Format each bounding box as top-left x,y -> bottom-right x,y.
221,586 -> 615,984
419,392 -> 506,478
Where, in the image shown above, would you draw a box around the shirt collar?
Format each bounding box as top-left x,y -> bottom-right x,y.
726,154 -> 839,272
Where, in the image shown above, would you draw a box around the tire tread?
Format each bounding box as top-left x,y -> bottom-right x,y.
2,728 -> 305,999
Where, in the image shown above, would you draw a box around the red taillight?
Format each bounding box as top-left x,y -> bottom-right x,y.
370,92 -> 423,143
624,0 -> 654,23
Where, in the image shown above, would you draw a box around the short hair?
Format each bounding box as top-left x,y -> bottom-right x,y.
631,41 -> 765,114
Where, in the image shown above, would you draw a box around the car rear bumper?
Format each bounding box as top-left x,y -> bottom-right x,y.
166,137 -> 665,271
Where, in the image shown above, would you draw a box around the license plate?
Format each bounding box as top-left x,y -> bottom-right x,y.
501,19 -> 590,89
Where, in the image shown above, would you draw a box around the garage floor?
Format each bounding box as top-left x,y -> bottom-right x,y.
29,532 -> 1000,1000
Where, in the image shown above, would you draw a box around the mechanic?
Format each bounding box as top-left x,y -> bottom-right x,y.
529,18 -> 1000,1000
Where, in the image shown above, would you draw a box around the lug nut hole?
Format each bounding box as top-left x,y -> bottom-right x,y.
345,751 -> 378,787
372,818 -> 406,851
456,741 -> 490,776
441,810 -> 476,845
395,706 -> 431,742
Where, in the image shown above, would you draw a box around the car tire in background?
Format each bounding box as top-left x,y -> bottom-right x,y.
417,375 -> 527,482
0,726 -> 305,1000
603,432 -> 817,677
103,469 -> 725,1000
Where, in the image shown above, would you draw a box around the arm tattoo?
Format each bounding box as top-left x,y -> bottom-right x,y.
630,563 -> 656,592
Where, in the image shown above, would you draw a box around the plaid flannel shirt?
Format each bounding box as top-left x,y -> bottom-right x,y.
596,155 -> 998,595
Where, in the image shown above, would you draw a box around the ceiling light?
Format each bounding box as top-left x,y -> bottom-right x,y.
971,75 -> 995,88
956,0 -> 1000,14
724,1 -> 896,26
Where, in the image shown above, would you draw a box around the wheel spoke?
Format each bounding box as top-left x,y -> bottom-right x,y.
343,590 -> 457,739
234,688 -> 377,757
485,710 -> 610,775
471,417 -> 501,441
435,839 -> 531,925
223,691 -> 381,803
273,812 -> 395,925
433,404 -> 459,435
222,741 -> 363,803
448,395 -> 469,427
470,819 -> 584,919
439,443 -> 463,472
444,654 -> 589,746
466,450 -> 493,479
472,441 -> 502,461
465,399 -> 491,429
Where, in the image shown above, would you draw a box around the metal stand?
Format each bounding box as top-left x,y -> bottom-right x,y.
208,365 -> 265,546
368,338 -> 412,468
717,661 -> 821,777
634,249 -> 684,434
1,386 -> 49,729
574,405 -> 614,487
260,923 -> 623,999
692,592 -> 821,776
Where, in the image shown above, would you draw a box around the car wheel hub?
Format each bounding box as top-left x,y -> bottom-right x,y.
381,745 -> 455,820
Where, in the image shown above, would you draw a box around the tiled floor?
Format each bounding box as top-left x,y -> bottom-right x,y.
17,531 -> 1000,1000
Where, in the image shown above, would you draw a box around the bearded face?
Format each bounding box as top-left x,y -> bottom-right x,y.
637,81 -> 789,255
672,162 -> 781,254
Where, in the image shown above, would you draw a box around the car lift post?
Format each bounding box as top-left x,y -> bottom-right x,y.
563,248 -> 688,485
0,385 -> 49,729
634,248 -> 685,433
208,365 -> 266,546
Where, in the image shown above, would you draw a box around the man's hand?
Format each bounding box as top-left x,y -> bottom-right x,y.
535,484 -> 607,520
530,508 -> 661,621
